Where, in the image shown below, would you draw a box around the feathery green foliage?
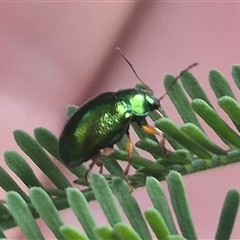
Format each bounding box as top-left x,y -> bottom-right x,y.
1,65 -> 240,239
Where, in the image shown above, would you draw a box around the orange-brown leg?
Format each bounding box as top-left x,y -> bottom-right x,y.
141,124 -> 167,153
141,124 -> 162,136
95,158 -> 103,174
85,147 -> 114,183
98,147 -> 114,174
101,147 -> 114,157
124,132 -> 133,181
160,135 -> 167,154
84,156 -> 99,185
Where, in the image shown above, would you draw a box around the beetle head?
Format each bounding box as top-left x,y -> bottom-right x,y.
116,47 -> 198,116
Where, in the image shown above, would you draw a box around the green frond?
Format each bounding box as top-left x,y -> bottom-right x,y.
1,65 -> 240,239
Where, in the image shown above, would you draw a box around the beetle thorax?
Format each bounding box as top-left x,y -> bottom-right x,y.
129,94 -> 147,115
116,88 -> 160,117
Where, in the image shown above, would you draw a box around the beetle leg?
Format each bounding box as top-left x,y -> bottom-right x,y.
85,147 -> 114,184
101,147 -> 114,157
124,132 -> 133,180
95,158 -> 103,174
99,147 -> 114,174
154,109 -> 164,118
123,132 -> 134,192
85,154 -> 102,184
141,124 -> 167,154
141,124 -> 162,135
160,135 -> 166,154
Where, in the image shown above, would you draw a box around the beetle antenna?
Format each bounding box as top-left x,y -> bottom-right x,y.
116,48 -> 198,99
116,47 -> 153,92
159,62 -> 198,101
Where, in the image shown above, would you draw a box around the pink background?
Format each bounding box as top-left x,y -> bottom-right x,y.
1,2 -> 240,239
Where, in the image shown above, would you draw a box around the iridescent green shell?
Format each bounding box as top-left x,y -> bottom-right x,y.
59,88 -> 160,167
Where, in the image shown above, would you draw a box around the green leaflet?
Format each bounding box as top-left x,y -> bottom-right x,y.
0,65 -> 240,239
215,189 -> 240,240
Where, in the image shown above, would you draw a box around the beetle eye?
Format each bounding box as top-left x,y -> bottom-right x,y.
146,95 -> 154,105
146,95 -> 160,107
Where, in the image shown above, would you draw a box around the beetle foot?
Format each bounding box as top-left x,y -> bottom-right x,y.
100,147 -> 114,157
123,173 -> 133,192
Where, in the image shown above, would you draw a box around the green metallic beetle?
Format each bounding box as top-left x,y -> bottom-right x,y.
59,49 -> 197,180
59,88 -> 161,178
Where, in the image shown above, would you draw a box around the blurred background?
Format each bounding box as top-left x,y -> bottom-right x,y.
1,2 -> 240,239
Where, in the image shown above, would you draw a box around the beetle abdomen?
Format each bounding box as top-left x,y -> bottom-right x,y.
59,92 -> 132,167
